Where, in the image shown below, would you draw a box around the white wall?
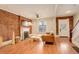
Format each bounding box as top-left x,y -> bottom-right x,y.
32,17 -> 56,35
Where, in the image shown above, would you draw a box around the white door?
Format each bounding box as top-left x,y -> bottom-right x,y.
58,19 -> 69,37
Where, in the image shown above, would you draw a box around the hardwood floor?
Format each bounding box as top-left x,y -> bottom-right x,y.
0,37 -> 77,54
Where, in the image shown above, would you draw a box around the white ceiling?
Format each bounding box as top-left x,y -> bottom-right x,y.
0,4 -> 79,19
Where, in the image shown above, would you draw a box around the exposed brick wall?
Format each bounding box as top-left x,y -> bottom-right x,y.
0,9 -> 19,41
0,9 -> 32,41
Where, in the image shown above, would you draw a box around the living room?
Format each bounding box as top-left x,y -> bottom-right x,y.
0,4 -> 79,54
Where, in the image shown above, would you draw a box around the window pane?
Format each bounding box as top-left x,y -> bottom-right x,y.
39,20 -> 46,32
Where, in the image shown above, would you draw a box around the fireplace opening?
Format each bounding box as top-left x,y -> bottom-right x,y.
24,31 -> 29,39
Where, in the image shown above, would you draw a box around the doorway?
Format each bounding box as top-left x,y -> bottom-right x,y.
58,19 -> 69,37
56,16 -> 73,42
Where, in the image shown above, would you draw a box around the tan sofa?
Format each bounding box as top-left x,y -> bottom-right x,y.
41,34 -> 55,43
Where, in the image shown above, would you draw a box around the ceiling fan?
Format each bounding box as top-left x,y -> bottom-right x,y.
36,13 -> 39,18
32,13 -> 40,22
35,13 -> 44,20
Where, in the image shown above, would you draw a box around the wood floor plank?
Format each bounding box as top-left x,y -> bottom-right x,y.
0,37 -> 77,54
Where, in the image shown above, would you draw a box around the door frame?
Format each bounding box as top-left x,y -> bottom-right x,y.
56,16 -> 73,42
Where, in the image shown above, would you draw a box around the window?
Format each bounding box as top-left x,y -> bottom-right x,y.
39,20 -> 46,32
